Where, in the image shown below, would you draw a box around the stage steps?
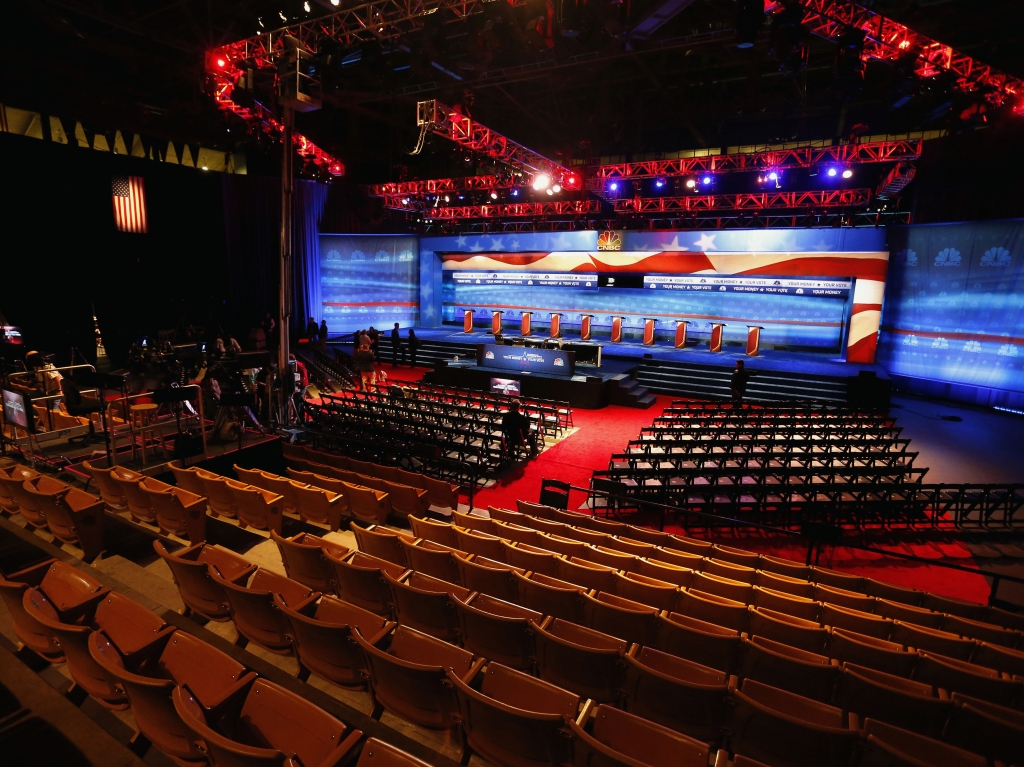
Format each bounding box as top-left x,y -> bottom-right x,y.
636,360 -> 849,403
608,374 -> 657,409
412,338 -> 480,368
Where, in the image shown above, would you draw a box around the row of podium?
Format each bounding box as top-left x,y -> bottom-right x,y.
463,310 -> 766,356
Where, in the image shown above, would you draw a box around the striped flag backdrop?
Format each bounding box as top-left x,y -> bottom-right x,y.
112,175 -> 147,233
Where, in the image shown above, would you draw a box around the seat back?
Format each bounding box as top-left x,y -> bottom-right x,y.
612,571 -> 681,612
409,516 -> 459,548
861,718 -> 987,767
421,476 -> 458,509
111,473 -> 157,522
170,464 -> 207,497
352,525 -> 410,567
502,541 -> 560,577
38,486 -> 106,562
836,663 -> 951,739
568,704 -> 712,767
655,612 -> 744,674
153,541 -> 254,622
344,483 -> 391,525
82,461 -> 127,508
454,594 -> 541,672
915,652 -> 1024,708
292,482 -> 346,530
740,636 -> 840,704
820,603 -> 893,640
456,556 -> 521,603
730,678 -> 857,767
584,592 -> 659,646
355,738 -> 436,767
945,693 -> 1024,766
636,558 -> 695,589
891,621 -> 977,661
385,571 -> 468,642
749,606 -> 829,654
452,510 -> 497,534
827,628 -> 918,677
327,551 -> 405,617
516,572 -> 586,623
531,618 -> 628,703
278,594 -> 391,689
621,646 -> 732,745
454,527 -> 506,561
215,568 -> 314,653
197,471 -> 238,518
383,481 -> 429,519
400,538 -> 461,583
0,560 -> 63,660
271,531 -> 347,593
676,589 -> 750,633
448,661 -> 579,767
558,558 -> 618,593
353,625 -> 471,730
228,481 -> 284,534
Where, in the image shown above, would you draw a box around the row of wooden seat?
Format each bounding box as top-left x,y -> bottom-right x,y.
0,557 -> 500,767
328,526 -> 1023,767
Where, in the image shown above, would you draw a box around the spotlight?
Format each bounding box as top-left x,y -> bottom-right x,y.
551,184 -> 561,193
685,178 -> 697,189
201,166 -> 209,171
532,174 -> 551,191
842,169 -> 853,179
511,189 -> 519,197
546,188 -> 554,195
655,177 -> 666,188
567,175 -> 577,187
609,182 -> 619,192
490,191 -> 498,200
216,57 -> 226,68
444,195 -> 450,202
768,171 -> 778,181
303,1 -> 310,11
401,198 -> 410,205
702,176 -> 712,185
827,167 -> 837,177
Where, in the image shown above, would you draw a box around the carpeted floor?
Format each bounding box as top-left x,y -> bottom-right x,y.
370,362 -> 1010,604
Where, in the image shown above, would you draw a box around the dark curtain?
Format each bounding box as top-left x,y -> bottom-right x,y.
293,179 -> 330,328
222,174 -> 279,335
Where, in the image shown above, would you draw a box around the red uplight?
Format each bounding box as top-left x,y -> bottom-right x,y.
216,58 -> 226,68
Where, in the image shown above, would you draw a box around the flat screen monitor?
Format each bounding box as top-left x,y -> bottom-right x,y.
490,377 -> 521,396
2,389 -> 32,431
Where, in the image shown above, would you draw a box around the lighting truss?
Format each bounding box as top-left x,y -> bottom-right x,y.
592,140 -> 921,183
421,200 -> 601,219
370,175 -> 518,196
767,0 -> 1024,109
416,100 -> 580,189
875,163 -> 916,198
614,189 -> 871,213
211,74 -> 344,174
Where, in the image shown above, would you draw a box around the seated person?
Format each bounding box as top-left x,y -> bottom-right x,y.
501,401 -> 537,458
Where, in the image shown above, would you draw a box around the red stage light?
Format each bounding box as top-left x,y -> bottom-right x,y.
216,58 -> 226,68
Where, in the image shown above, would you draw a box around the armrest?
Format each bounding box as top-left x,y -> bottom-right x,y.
847,711 -> 859,731
6,558 -> 57,586
462,657 -> 487,684
575,698 -> 596,726
712,749 -> 729,767
365,621 -> 397,647
201,671 -> 258,712
316,729 -> 364,767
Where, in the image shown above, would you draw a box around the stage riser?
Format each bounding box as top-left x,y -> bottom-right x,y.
637,363 -> 849,403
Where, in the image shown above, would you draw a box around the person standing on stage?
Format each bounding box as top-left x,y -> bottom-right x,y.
407,328 -> 420,368
731,360 -> 753,405
319,319 -> 328,350
391,323 -> 404,366
306,317 -> 319,345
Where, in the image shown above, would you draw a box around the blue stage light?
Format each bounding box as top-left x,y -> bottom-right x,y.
827,167 -> 838,177
655,177 -> 666,188
511,188 -> 519,197
768,171 -> 778,181
609,182 -> 619,192
702,176 -> 712,185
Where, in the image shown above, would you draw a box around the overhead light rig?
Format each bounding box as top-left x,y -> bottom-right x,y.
415,100 -> 579,191
591,139 -> 921,184
614,189 -> 871,214
423,200 -> 601,220
875,163 -> 916,199
765,0 -> 1024,110
370,174 -> 518,197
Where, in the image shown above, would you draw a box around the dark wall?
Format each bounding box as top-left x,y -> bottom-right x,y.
0,132 -> 234,368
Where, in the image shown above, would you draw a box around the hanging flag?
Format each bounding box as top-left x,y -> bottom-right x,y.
112,175 -> 147,233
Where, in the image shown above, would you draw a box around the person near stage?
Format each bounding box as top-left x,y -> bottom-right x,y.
319,319 -> 328,349
731,360 -> 754,405
391,323 -> 405,366
306,317 -> 319,345
289,353 -> 309,388
353,343 -> 377,391
407,328 -> 420,367
368,326 -> 380,361
359,329 -> 371,349
501,401 -> 537,458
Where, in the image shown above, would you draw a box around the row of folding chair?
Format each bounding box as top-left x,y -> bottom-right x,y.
627,438 -> 914,458
396,380 -> 571,433
637,432 -> 910,452
658,409 -> 896,427
602,464 -> 929,488
667,399 -> 889,417
612,451 -> 919,471
648,420 -> 904,439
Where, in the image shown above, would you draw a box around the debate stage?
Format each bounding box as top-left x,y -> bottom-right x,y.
401,326 -> 890,409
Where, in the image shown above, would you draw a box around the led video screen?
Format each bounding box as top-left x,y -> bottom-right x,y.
320,235 -> 418,331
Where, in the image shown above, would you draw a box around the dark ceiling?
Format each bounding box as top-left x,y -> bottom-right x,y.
3,0 -> 1023,183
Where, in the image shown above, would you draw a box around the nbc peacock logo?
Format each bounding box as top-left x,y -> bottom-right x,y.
981,247 -> 1011,266
963,340 -> 982,352
931,338 -> 949,349
934,248 -> 961,266
902,335 -> 919,347
597,231 -> 622,251
898,249 -> 917,266
997,344 -> 1019,357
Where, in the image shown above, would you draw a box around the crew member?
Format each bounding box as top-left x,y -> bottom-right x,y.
391,323 -> 404,366
407,328 -> 421,367
501,401 -> 537,458
731,360 -> 754,405
353,343 -> 377,391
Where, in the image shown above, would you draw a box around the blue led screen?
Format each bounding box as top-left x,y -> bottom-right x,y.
878,220 -> 1024,392
442,273 -> 849,350
320,235 -> 419,331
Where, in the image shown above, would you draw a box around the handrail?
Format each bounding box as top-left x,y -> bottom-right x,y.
554,479 -> 1024,607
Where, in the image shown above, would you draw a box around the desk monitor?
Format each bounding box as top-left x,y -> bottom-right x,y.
2,388 -> 33,432
491,378 -> 521,396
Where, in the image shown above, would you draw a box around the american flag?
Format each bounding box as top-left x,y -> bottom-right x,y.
112,175 -> 147,233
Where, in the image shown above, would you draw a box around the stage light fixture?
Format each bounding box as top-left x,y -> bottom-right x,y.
303,1 -> 310,11
655,177 -> 666,188
216,57 -> 226,68
546,188 -> 554,195
609,181 -> 619,192
551,184 -> 561,193
490,191 -> 498,200
685,178 -> 697,189
511,188 -> 519,197
702,176 -> 712,185
827,167 -> 837,177
401,198 -> 410,205
842,169 -> 853,179
533,174 -> 551,191
444,195 -> 450,202
768,171 -> 778,181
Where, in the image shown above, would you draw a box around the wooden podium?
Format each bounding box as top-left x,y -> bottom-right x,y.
550,313 -> 562,338
610,317 -> 624,343
491,311 -> 502,335
674,320 -> 690,349
521,312 -> 532,336
642,318 -> 657,346
580,314 -> 594,341
746,325 -> 765,356
710,323 -> 726,353
463,309 -> 474,333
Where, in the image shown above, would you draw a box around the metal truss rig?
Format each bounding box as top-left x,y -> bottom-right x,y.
592,139 -> 922,182
417,200 -> 601,219
767,0 -> 1024,110
371,174 -> 515,197
416,100 -> 579,190
613,189 -> 872,213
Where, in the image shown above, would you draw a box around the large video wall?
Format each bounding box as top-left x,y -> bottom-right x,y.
423,229 -> 890,362
878,219 -> 1024,395
319,234 -> 418,331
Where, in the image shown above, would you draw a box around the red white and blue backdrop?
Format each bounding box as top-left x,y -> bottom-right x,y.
878,219 -> 1024,403
419,229 -> 889,363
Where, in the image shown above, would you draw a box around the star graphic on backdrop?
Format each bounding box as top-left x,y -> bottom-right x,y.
811,238 -> 835,252
549,233 -> 569,250
665,234 -> 689,251
510,238 -> 521,249
490,236 -> 505,250
455,235 -> 467,247
469,243 -> 484,252
694,233 -> 718,251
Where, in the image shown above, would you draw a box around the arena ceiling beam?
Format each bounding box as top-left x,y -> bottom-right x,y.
768,0 -> 1024,110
